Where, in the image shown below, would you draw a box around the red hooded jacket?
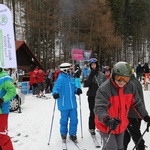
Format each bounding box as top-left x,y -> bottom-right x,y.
37,69 -> 46,82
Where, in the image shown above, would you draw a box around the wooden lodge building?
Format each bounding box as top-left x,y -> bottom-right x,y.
15,40 -> 43,81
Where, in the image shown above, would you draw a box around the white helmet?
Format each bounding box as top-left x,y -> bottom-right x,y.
60,63 -> 71,73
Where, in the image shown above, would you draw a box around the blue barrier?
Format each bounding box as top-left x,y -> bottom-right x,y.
17,82 -> 32,94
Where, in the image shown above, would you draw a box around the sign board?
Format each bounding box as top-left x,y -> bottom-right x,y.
0,4 -> 17,68
84,50 -> 92,61
72,49 -> 84,61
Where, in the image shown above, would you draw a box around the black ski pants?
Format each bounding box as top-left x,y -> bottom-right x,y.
124,117 -> 145,150
88,96 -> 95,130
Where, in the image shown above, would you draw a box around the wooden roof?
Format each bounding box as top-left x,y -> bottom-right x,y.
15,40 -> 43,69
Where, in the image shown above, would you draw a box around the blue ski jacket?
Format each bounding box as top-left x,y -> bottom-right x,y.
52,72 -> 78,111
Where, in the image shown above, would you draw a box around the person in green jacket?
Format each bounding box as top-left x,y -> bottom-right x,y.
124,72 -> 146,150
0,68 -> 16,150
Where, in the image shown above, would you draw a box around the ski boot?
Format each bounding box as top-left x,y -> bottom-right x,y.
89,129 -> 96,135
70,135 -> 77,143
61,135 -> 67,143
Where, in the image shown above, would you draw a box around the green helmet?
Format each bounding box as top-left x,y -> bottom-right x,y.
113,61 -> 132,77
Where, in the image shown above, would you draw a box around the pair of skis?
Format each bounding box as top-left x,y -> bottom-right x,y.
62,139 -> 67,150
62,139 -> 87,150
89,131 -> 101,148
36,95 -> 50,100
90,134 -> 101,148
62,133 -> 101,150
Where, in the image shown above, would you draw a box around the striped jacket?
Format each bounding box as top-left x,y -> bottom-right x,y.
0,69 -> 16,114
94,78 -> 148,134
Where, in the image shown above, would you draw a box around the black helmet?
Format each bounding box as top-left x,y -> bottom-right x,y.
113,61 -> 132,77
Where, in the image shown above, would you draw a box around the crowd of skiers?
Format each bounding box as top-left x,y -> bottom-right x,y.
51,59 -> 150,150
1,58 -> 150,150
3,59 -> 149,150
27,59 -> 150,150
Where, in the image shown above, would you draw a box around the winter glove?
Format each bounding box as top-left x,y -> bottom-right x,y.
0,98 -> 4,108
105,117 -> 121,131
53,93 -> 60,99
144,116 -> 150,132
77,88 -> 82,95
90,69 -> 97,77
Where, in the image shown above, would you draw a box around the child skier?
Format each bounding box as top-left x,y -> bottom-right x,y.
52,63 -> 82,143
0,68 -> 16,150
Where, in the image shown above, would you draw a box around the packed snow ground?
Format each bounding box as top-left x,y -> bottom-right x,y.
9,87 -> 150,150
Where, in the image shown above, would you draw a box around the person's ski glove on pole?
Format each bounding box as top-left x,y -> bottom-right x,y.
77,88 -> 82,95
90,70 -> 97,77
105,117 -> 121,130
53,93 -> 60,99
144,116 -> 150,132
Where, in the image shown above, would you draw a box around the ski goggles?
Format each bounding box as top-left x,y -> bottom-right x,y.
115,75 -> 130,83
89,58 -> 97,63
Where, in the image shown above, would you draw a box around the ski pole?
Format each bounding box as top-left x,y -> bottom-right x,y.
132,125 -> 149,150
79,95 -> 83,138
127,128 -> 139,150
102,118 -> 121,150
97,129 -> 103,146
102,129 -> 112,150
48,99 -> 57,145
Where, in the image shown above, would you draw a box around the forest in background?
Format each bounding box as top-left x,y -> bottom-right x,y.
1,0 -> 150,70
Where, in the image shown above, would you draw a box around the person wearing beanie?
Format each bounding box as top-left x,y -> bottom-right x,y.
94,61 -> 150,150
84,58 -> 106,135
0,68 -> 16,150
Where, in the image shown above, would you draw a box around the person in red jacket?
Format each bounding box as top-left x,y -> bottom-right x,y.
94,61 -> 150,150
30,66 -> 39,96
54,69 -> 61,82
29,67 -> 34,91
36,69 -> 46,97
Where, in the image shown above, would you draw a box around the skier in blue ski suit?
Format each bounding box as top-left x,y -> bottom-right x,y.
52,63 -> 82,141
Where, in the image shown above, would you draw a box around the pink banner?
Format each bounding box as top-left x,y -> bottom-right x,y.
72,49 -> 84,60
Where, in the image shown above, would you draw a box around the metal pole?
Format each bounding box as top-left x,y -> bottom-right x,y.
132,126 -> 148,150
127,128 -> 139,150
102,130 -> 112,150
47,99 -> 57,145
79,95 -> 83,138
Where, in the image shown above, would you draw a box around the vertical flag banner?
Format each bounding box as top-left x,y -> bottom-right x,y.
0,4 -> 17,68
72,49 -> 84,60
